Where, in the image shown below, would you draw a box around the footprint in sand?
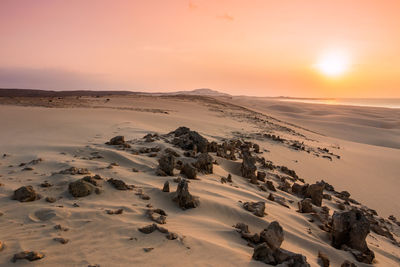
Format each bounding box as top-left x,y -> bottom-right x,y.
28,208 -> 70,222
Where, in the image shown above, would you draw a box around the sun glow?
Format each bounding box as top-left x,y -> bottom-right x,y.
315,50 -> 350,77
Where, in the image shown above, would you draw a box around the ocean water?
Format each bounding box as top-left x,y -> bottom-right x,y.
278,98 -> 400,109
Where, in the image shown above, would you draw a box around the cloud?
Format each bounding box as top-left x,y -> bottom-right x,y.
217,13 -> 234,21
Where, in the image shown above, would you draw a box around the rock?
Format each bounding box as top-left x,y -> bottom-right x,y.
107,178 -> 133,190
260,221 -> 284,250
336,191 -> 351,200
106,208 -> 123,215
172,179 -> 199,210
305,182 -> 324,207
180,163 -> 197,179
13,186 -> 40,202
162,181 -> 170,192
226,174 -> 233,183
266,181 -> 276,191
195,153 -> 213,174
291,183 -> 308,196
298,198 -> 313,213
0,240 -> 4,251
243,201 -> 265,217
318,251 -> 330,267
253,143 -> 260,153
242,232 -> 260,244
59,167 -> 90,175
107,136 -> 125,145
253,243 -> 310,266
170,127 -> 209,153
323,194 -> 332,200
331,210 -> 374,264
53,237 -> 69,244
277,179 -> 291,192
40,181 -> 53,187
143,247 -> 154,252
164,148 -> 180,157
341,260 -> 357,267
69,180 -> 96,197
54,224 -> 69,231
234,222 -> 250,234
257,171 -> 266,182
241,150 -> 257,179
132,167 -> 139,172
166,232 -> 178,240
138,224 -> 158,234
158,154 -> 175,176
148,210 -> 167,224
11,251 -> 45,262
45,197 -> 57,203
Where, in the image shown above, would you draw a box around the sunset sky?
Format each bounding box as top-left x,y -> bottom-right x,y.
1,0 -> 399,97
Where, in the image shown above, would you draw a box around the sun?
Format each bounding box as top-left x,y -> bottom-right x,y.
315,50 -> 350,77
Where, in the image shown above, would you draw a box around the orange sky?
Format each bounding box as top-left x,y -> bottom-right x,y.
0,0 -> 399,97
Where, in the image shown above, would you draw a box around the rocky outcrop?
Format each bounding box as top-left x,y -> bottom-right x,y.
170,127 -> 209,153
243,201 -> 265,217
331,210 -> 375,264
180,163 -> 197,179
172,179 -> 199,210
241,150 -> 257,179
195,153 -> 213,174
158,154 -> 175,176
13,186 -> 40,202
304,182 -> 324,207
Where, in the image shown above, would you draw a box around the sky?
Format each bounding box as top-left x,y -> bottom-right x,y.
0,0 -> 399,97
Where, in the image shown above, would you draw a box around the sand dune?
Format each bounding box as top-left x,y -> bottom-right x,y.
0,95 -> 399,266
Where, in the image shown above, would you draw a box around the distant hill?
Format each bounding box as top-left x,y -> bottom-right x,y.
0,88 -> 231,97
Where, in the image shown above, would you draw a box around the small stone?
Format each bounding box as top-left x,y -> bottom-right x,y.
138,224 -> 157,234
298,198 -> 313,213
53,237 -> 69,244
54,224 -> 69,231
162,181 -> 170,192
107,178 -> 133,190
172,179 -> 199,210
341,260 -> 357,267
11,251 -> 45,262
45,197 -> 57,203
318,251 -> 330,267
265,181 -> 276,191
106,208 -> 123,215
166,232 -> 178,240
40,181 -> 53,188
143,247 -> 154,252
13,186 -> 40,202
243,201 -> 265,217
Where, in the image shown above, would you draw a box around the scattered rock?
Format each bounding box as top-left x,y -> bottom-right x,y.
257,171 -> 266,182
341,260 -> 357,267
158,154 -> 175,176
234,222 -> 250,234
195,153 -> 213,174
266,181 -> 276,191
148,209 -> 167,224
243,201 -> 265,217
59,167 -> 90,175
40,181 -> 53,188
54,224 -> 69,231
172,179 -> 199,210
138,223 -> 158,234
143,247 -> 154,252
107,136 -> 125,145
162,181 -> 170,192
164,148 -> 180,157
298,198 -> 313,213
13,186 -> 40,202
53,237 -> 69,244
318,251 -> 330,267
180,163 -> 197,179
226,174 -> 233,183
107,178 -> 133,190
11,251 -> 45,262
331,210 -> 375,264
106,208 -> 123,215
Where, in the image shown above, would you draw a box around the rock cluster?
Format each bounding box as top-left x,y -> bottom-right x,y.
170,127 -> 209,153
172,179 -> 199,210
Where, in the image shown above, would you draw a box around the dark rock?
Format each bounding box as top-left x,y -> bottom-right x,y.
195,153 -> 213,174
226,174 -> 233,183
138,224 -> 158,234
53,237 -> 69,244
107,136 -> 125,145
253,243 -> 310,266
323,194 -> 332,200
68,180 -> 96,197
40,181 -> 53,188
11,251 -> 45,262
45,197 -> 56,203
166,232 -> 178,240
318,251 -> 330,267
143,247 -> 154,252
298,198 -> 313,213
180,163 -> 197,179
59,167 -> 90,175
291,183 -> 308,196
13,186 -> 40,202
234,222 -> 250,234
266,181 -> 276,191
253,143 -> 260,153
305,182 -> 324,207
241,150 -> 257,179
257,171 -> 266,182
162,181 -> 170,192
164,148 -> 180,157
260,221 -> 284,250
243,201 -> 265,217
172,179 -> 199,210
331,210 -> 374,264
106,208 -> 123,215
170,127 -> 209,153
107,178 -> 133,190
341,260 -> 357,267
158,154 -> 175,176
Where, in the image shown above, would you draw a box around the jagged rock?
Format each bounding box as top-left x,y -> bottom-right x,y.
59,167 -> 90,175
170,127 -> 209,153
107,136 -> 125,145
253,143 -> 260,153
331,210 -> 375,264
305,182 -> 324,207
11,251 -> 45,262
298,198 -> 313,213
243,201 -> 265,217
242,232 -> 261,244
107,178 -> 133,190
164,148 -> 180,157
172,179 -> 199,210
227,174 -> 233,183
180,163 -> 197,179
341,260 -> 357,267
336,191 -> 351,200
148,209 -> 167,224
166,232 -> 178,240
13,186 -> 40,202
257,171 -> 266,181
266,181 -> 276,191
260,221 -> 284,250
279,166 -> 299,180
40,181 -> 53,187
195,153 -> 213,174
82,175 -> 101,186
54,224 -> 69,231
278,179 -> 291,192
162,181 -> 170,192
106,208 -> 123,215
138,224 -> 158,234
69,180 -> 97,197
291,183 -> 308,196
267,193 -> 275,201
318,251 -> 330,267
234,222 -> 250,234
241,150 -> 257,179
158,154 -> 175,176
323,194 -> 332,200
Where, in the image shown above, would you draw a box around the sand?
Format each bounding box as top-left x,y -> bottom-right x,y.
0,95 -> 399,266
